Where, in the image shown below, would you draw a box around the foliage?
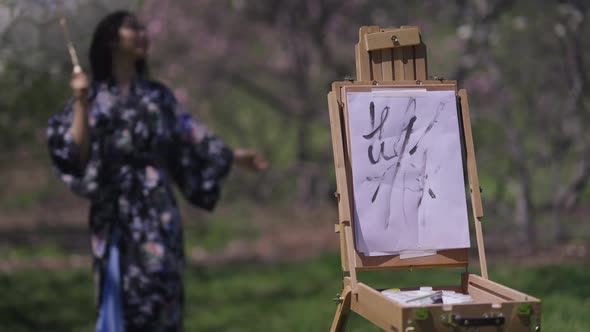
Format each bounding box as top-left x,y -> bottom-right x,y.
0,0 -> 589,246
0,0 -> 141,150
0,256 -> 588,331
139,0 -> 590,243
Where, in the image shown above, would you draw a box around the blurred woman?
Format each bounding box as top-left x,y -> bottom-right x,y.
47,11 -> 267,332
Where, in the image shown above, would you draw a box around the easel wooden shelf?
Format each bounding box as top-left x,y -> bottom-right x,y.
327,26 -> 541,332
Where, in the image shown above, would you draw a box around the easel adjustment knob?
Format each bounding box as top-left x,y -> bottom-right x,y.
332,294 -> 344,303
334,192 -> 341,201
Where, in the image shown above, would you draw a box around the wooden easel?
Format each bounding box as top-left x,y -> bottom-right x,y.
327,26 -> 541,332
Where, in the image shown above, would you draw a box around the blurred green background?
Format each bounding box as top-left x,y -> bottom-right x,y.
0,0 -> 589,331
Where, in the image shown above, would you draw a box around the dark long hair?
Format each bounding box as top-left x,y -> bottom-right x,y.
89,11 -> 148,82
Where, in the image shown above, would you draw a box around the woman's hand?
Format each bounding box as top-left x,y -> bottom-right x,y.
70,69 -> 89,101
233,148 -> 269,172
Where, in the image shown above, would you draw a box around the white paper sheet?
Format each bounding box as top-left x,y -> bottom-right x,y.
345,88 -> 470,255
361,250 -> 437,259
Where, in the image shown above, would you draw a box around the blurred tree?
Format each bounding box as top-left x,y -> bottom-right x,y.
141,0 -> 590,244
142,0 -> 456,203
0,0 -> 588,246
0,0 -> 141,156
453,0 -> 590,246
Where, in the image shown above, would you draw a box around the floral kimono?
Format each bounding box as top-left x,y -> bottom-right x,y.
47,79 -> 233,331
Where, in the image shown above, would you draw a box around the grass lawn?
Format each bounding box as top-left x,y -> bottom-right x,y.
0,255 -> 588,331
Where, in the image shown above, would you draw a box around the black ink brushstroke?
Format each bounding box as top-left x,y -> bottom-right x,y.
368,142 -> 396,164
428,188 -> 436,198
363,106 -> 389,140
368,145 -> 379,164
363,97 -> 445,230
369,98 -> 416,190
415,149 -> 428,213
418,150 -> 429,226
371,184 -> 380,203
365,95 -> 451,231
408,101 -> 446,155
381,98 -> 417,228
370,101 -> 375,130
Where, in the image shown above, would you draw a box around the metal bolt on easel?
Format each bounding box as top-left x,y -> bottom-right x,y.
333,294 -> 343,303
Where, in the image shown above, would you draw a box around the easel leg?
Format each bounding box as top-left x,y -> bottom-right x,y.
330,287 -> 352,332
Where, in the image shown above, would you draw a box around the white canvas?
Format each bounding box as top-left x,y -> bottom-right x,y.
345,88 -> 470,255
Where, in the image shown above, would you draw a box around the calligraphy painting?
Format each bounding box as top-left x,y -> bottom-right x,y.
345,88 -> 470,255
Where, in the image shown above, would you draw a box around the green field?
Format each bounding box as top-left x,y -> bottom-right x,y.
0,255 -> 588,331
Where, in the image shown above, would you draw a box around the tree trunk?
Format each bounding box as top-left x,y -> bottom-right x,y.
514,176 -> 536,249
552,163 -> 569,244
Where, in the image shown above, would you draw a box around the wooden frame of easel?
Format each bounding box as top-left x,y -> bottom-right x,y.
327,26 -> 541,332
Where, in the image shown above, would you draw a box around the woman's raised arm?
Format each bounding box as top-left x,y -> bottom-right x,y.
68,70 -> 91,164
